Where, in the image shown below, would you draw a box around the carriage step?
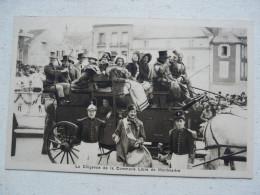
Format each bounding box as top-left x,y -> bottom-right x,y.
14,128 -> 44,138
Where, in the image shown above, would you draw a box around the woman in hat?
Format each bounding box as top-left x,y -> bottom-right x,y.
169,110 -> 197,169
99,52 -> 112,73
126,51 -> 141,80
106,55 -> 149,111
138,53 -> 153,98
112,104 -> 146,166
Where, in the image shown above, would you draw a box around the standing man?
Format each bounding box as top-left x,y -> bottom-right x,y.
169,110 -> 197,169
43,52 -> 70,104
74,53 -> 87,76
112,104 -> 146,166
76,102 -> 106,165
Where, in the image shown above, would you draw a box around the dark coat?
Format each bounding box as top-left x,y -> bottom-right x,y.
126,62 -> 139,78
170,60 -> 187,79
76,117 -> 106,143
43,63 -> 63,89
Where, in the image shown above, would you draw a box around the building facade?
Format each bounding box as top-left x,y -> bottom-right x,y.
210,29 -> 247,95
92,24 -> 133,60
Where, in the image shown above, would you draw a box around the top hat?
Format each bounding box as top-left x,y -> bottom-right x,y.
61,55 -> 70,62
49,52 -> 56,59
140,53 -> 152,64
99,52 -> 112,61
158,51 -> 171,59
174,110 -> 185,120
77,53 -> 87,60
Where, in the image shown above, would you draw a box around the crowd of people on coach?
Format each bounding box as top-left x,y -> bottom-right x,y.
43,50 -> 192,109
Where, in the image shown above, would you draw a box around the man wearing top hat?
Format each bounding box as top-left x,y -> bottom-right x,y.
76,102 -> 106,165
169,110 -> 197,169
153,51 -> 184,106
74,53 -> 87,76
43,52 -> 70,104
71,53 -> 101,90
59,55 -> 79,83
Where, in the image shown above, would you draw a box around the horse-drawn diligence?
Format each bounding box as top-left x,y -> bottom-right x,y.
42,75 -> 247,170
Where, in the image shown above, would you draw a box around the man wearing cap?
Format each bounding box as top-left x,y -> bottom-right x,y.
169,110 -> 197,169
153,51 -> 183,106
74,53 -> 87,76
170,50 -> 193,98
43,52 -> 70,104
112,104 -> 146,166
76,102 -> 106,165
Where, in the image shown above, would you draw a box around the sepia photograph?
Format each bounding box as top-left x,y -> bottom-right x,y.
5,16 -> 253,178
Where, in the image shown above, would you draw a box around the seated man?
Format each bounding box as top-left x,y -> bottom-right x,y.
153,51 -> 183,106
97,99 -> 113,120
43,52 -> 70,104
71,53 -> 101,90
59,55 -> 79,83
170,50 -> 193,98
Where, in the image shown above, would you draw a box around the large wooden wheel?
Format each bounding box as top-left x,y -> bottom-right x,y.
47,121 -> 80,164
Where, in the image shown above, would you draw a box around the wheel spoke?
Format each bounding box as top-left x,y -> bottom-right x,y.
67,151 -> 69,164
69,151 -> 75,164
70,149 -> 79,159
72,148 -> 79,152
48,139 -> 62,145
60,152 -> 66,164
49,147 -> 61,151
53,151 -> 63,160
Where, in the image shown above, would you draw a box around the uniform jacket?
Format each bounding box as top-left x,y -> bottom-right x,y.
112,117 -> 146,162
76,117 -> 106,143
169,128 -> 195,158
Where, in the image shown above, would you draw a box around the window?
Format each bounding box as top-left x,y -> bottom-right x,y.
189,40 -> 194,47
218,44 -> 230,58
240,62 -> 247,81
122,32 -> 128,45
56,51 -> 60,58
62,50 -> 65,56
191,56 -> 195,70
111,51 -> 118,57
122,51 -> 127,57
19,49 -> 23,60
219,61 -> 229,78
187,56 -> 191,70
245,46 -> 247,58
144,40 -> 149,47
241,45 -> 245,58
99,33 -> 106,44
111,32 -> 118,46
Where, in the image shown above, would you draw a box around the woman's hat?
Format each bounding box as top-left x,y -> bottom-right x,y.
132,51 -> 141,60
114,55 -> 126,65
157,51 -> 171,59
140,53 -> 152,63
126,104 -> 137,112
99,52 -> 112,61
174,110 -> 185,120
